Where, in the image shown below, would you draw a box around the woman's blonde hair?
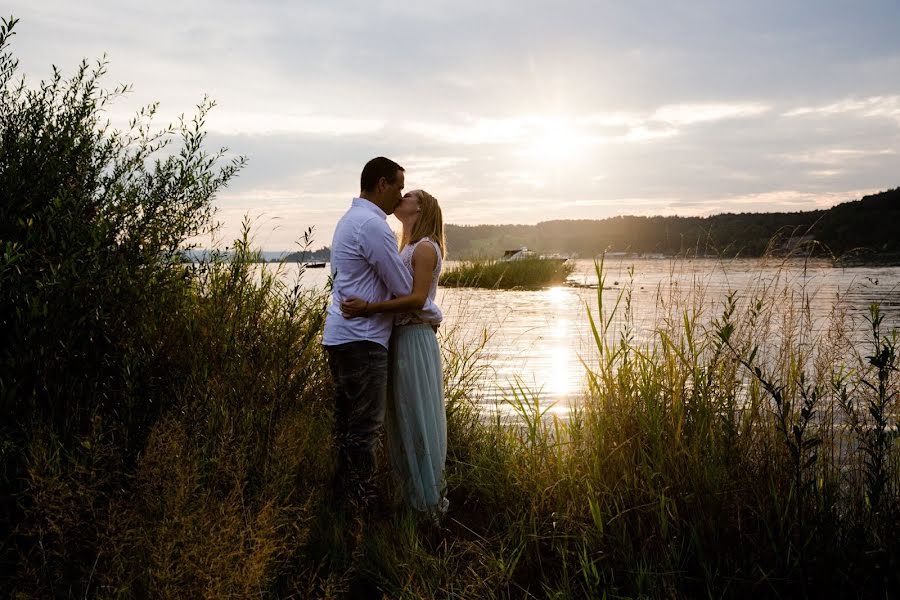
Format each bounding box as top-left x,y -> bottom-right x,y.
400,190 -> 446,258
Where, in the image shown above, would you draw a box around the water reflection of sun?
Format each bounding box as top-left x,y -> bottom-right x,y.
549,312 -> 570,396
546,286 -> 568,305
547,288 -> 571,397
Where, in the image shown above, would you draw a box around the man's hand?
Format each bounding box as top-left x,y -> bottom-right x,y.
341,297 -> 369,319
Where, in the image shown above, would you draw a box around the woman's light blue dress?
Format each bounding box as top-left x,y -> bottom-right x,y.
386,237 -> 448,514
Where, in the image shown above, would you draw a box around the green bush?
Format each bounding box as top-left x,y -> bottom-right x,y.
440,258 -> 575,289
0,16 -> 273,593
0,17 -> 345,596
0,16 -> 244,441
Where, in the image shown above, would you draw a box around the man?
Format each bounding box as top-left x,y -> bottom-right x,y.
322,156 -> 442,507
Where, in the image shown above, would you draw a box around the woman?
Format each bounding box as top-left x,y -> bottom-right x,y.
340,190 -> 448,515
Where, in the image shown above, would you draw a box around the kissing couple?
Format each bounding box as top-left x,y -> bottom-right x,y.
322,156 -> 449,517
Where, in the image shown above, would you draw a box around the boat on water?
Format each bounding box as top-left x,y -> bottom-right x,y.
304,262 -> 326,268
501,247 -> 569,263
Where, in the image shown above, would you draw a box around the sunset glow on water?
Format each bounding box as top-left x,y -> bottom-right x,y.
275,258 -> 900,413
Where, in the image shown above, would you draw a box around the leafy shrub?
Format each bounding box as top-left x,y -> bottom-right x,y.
441,258 -> 574,289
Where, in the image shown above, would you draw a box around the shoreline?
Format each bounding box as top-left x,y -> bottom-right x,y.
250,254 -> 900,267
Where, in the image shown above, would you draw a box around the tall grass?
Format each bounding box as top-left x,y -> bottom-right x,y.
358,256 -> 899,598
6,222 -> 338,597
13,242 -> 896,597
441,257 -> 575,289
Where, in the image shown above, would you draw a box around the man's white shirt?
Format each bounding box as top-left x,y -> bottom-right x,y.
323,198 -> 443,349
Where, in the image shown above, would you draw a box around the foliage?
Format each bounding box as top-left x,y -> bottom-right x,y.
284,245 -> 331,263
446,188 -> 900,260
0,14 -> 244,441
440,258 -> 575,289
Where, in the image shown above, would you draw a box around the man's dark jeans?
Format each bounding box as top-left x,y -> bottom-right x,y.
324,340 -> 388,506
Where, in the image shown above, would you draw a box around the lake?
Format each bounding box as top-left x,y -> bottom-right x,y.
275,258 -> 900,414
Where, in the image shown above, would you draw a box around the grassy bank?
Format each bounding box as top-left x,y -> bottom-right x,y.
440,257 -> 576,289
8,248 -> 900,597
3,20 -> 899,598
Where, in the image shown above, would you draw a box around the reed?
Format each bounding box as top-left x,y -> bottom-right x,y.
441,257 -> 575,289
360,255 -> 899,598
220,253 -> 896,598
9,228 -> 900,598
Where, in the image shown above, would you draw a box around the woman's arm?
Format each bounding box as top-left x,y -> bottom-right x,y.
341,242 -> 437,318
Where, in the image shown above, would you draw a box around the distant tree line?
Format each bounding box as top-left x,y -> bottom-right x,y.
283,246 -> 330,263
444,188 -> 900,259
262,188 -> 898,262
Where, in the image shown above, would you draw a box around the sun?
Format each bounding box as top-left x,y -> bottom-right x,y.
523,119 -> 586,162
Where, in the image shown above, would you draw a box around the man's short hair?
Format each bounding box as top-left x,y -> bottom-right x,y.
360,157 -> 404,193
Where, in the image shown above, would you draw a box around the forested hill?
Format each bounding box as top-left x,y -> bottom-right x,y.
445,187 -> 900,259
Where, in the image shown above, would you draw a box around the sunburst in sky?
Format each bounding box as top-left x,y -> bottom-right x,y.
7,0 -> 900,249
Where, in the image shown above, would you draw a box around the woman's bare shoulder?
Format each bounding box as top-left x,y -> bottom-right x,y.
412,238 -> 438,268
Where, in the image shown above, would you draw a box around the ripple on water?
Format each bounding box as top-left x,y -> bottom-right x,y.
273,258 -> 900,414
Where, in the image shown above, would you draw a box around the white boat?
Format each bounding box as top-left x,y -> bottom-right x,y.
501,247 -> 569,263
501,246 -> 536,261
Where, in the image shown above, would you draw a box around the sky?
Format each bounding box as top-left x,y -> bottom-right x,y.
6,0 -> 900,250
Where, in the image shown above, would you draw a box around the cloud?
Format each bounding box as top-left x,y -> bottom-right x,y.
402,117 -> 531,146
402,102 -> 770,149
394,155 -> 471,185
783,95 -> 900,122
206,111 -> 385,136
651,102 -> 771,126
621,125 -> 680,142
494,170 -> 548,189
7,0 -> 899,249
773,147 -> 897,166
577,112 -> 643,128
709,189 -> 880,211
570,197 -> 683,208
